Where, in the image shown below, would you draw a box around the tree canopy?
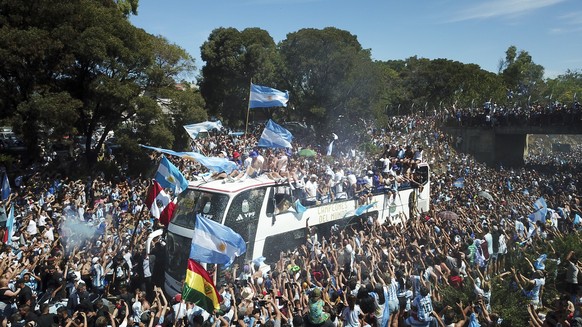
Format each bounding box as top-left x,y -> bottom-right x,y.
278,27 -> 380,136
0,0 -> 203,165
199,27 -> 282,127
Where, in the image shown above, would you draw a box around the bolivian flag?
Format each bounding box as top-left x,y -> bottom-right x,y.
182,259 -> 220,313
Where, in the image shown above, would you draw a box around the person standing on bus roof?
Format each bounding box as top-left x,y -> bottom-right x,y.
304,175 -> 318,206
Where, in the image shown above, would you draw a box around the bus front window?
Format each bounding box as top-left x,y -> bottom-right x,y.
224,189 -> 265,262
171,190 -> 229,228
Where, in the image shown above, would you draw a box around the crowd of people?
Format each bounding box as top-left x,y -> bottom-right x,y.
442,102 -> 582,128
0,113 -> 581,327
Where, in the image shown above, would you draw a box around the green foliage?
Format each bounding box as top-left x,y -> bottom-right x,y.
4,1 -> 582,175
0,153 -> 17,171
490,279 -> 530,326
437,232 -> 582,327
114,0 -> 139,17
199,27 -> 282,125
393,57 -> 505,111
279,27 -> 380,136
163,86 -> 207,150
0,0 -> 195,166
15,92 -> 81,155
358,141 -> 381,155
543,70 -> 582,104
499,45 -> 544,95
438,278 -> 530,326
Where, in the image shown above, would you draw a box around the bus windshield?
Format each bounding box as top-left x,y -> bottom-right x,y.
171,189 -> 229,228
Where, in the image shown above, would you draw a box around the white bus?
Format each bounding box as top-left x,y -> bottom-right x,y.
163,163 -> 430,295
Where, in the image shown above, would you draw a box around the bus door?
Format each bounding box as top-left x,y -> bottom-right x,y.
262,184 -> 306,262
223,188 -> 266,263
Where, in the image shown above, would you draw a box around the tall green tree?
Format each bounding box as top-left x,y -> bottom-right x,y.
0,0 -> 196,163
543,70 -> 582,105
279,27 -> 381,136
199,27 -> 282,127
499,45 -> 545,96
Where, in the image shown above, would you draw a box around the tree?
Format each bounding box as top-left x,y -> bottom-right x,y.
377,57 -> 504,113
199,27 -> 282,127
499,45 -> 544,96
0,0 -> 196,164
115,0 -> 139,17
279,27 -> 381,139
163,84 -> 207,150
544,69 -> 582,105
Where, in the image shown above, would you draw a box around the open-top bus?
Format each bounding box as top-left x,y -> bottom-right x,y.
163,163 -> 430,295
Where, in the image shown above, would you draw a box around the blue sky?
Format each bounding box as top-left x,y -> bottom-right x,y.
131,0 -> 582,79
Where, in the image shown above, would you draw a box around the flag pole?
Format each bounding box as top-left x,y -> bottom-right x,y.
245,79 -> 253,151
130,179 -> 153,253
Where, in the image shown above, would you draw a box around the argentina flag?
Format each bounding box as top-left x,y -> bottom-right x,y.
190,214 -> 246,266
183,120 -> 223,140
258,119 -> 293,148
140,145 -> 238,174
249,83 -> 289,108
528,197 -> 547,223
155,156 -> 188,194
453,177 -> 465,188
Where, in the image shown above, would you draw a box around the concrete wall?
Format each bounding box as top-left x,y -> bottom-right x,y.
448,127 -> 526,167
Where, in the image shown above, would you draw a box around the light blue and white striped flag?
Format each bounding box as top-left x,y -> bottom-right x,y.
355,202 -> 377,216
528,197 -> 547,223
156,156 -> 188,194
183,121 -> 223,140
249,83 -> 289,108
258,119 -> 293,148
140,145 -> 237,174
190,214 -> 247,267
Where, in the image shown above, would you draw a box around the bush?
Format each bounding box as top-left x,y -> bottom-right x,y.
434,231 -> 582,327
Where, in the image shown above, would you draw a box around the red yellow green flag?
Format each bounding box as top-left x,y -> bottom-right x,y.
182,259 -> 220,313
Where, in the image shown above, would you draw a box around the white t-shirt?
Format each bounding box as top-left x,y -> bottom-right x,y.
27,219 -> 38,235
347,174 -> 357,186
172,302 -> 187,320
44,227 -> 55,241
341,304 -> 362,327
132,301 -> 143,323
484,233 -> 493,258
530,278 -> 545,304
305,181 -> 318,201
515,221 -> 526,239
363,176 -> 373,187
37,214 -> 47,227
498,234 -> 507,254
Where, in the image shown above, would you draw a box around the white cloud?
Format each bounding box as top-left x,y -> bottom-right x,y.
448,0 -> 566,22
558,11 -> 582,25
